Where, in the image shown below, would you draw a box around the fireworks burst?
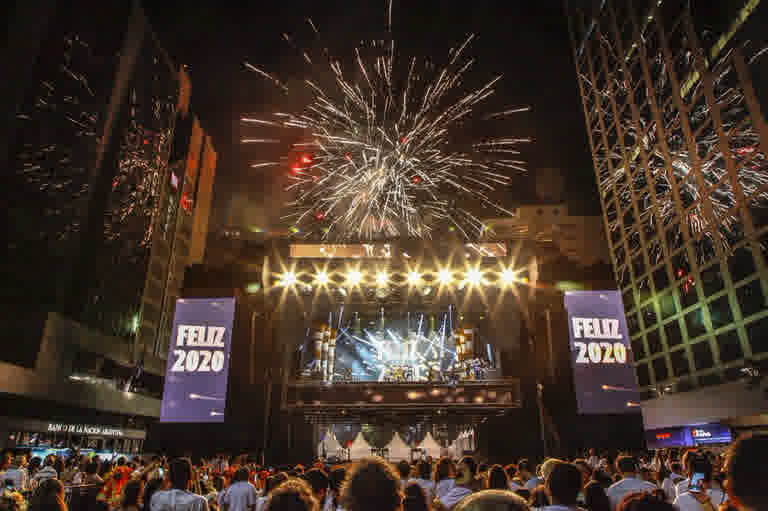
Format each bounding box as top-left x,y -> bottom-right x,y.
586,41 -> 767,273
242,4 -> 530,241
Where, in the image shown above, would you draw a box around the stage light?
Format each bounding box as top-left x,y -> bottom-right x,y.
347,270 -> 363,286
437,269 -> 453,285
407,271 -> 421,285
500,268 -> 516,285
278,271 -> 297,287
465,268 -> 484,286
315,271 -> 329,285
375,271 -> 389,286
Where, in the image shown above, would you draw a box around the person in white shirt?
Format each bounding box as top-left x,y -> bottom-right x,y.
409,461 -> 436,499
220,468 -> 258,511
673,456 -> 726,511
1,456 -> 30,491
435,456 -> 477,510
151,458 -> 209,511
660,462 -> 685,502
605,455 -> 657,511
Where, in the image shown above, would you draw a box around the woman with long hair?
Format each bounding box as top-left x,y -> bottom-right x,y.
29,478 -> 66,511
432,458 -> 455,500
484,465 -> 508,491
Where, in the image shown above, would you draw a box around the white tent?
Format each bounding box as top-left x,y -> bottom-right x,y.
385,432 -> 411,461
317,429 -> 344,459
418,432 -> 442,459
348,431 -> 372,460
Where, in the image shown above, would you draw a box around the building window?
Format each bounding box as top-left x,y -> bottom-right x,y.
636,363 -> 651,387
653,266 -> 670,293
652,356 -> 669,382
631,337 -> 646,360
642,303 -> 657,328
729,246 -> 756,283
685,308 -> 707,339
709,295 -> 734,330
701,264 -> 725,297
716,329 -> 743,363
646,329 -> 663,355
627,313 -> 641,337
659,293 -> 677,320
736,278 -> 765,318
746,315 -> 768,355
670,348 -> 691,376
664,320 -> 683,348
691,340 -> 715,371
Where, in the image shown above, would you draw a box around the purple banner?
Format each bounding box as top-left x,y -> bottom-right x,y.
160,298 -> 236,423
564,291 -> 640,414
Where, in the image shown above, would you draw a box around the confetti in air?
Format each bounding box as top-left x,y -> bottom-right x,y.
242,1 -> 530,241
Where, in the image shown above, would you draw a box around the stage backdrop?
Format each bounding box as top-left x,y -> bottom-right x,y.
160,298 -> 236,422
564,291 -> 640,414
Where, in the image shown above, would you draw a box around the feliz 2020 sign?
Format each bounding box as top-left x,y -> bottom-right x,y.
160,298 -> 236,423
564,291 -> 640,414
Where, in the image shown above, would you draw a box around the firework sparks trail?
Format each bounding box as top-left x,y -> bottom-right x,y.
242,4 -> 530,240
586,41 -> 767,274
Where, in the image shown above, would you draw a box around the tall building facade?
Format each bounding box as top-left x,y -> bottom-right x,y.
1,0 -> 215,450
566,0 -> 768,433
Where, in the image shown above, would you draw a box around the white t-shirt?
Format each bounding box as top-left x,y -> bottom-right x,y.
151,489 -> 209,511
673,489 -> 727,511
661,473 -> 684,502
605,477 -> 657,511
409,478 -> 436,499
676,478 -> 690,497
438,486 -> 473,510
220,482 -> 258,511
435,478 -> 455,499
0,468 -> 29,491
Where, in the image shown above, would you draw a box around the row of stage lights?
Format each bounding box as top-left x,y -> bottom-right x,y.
275,267 -> 526,289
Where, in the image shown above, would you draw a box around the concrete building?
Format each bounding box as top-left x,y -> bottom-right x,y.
566,0 -> 768,438
1,0 -> 215,452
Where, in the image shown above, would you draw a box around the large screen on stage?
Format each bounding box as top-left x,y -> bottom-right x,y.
160,298 -> 235,422
564,290 -> 640,414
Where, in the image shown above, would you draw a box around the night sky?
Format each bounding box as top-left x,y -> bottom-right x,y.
144,1 -> 598,232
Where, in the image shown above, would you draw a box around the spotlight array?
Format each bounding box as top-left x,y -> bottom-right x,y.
273,267 -> 524,290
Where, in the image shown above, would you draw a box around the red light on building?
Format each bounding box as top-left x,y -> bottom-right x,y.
315,212 -> 325,220
291,164 -> 300,174
301,155 -> 312,164
412,176 -> 421,184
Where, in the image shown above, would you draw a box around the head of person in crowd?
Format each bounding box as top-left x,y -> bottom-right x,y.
403,482 -> 430,511
397,461 -> 412,482
638,467 -> 654,484
415,461 -> 431,481
725,434 -> 768,511
455,457 -> 477,487
341,457 -> 402,511
233,467 -> 251,484
28,457 -> 42,474
589,448 -> 597,458
454,490 -> 528,511
516,460 -> 533,482
485,465 -> 507,491
546,462 -> 581,508
539,458 -> 564,483
122,479 -> 144,511
477,465 -> 488,477
142,477 -> 165,511
503,465 -> 517,482
617,492 -> 676,511
86,461 -> 100,476
213,476 -> 225,493
303,468 -> 329,504
266,479 -> 318,511
615,456 -> 640,479
265,473 -> 290,496
433,458 -> 454,484
584,480 -> 611,511
168,458 -> 193,491
29,478 -> 66,511
529,485 -> 549,508
294,465 -> 306,475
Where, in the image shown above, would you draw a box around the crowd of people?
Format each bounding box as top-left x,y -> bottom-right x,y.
1,433 -> 766,511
